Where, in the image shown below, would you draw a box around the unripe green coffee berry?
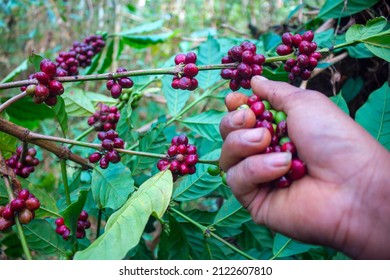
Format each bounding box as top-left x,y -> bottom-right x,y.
275,111 -> 287,124
26,84 -> 37,96
269,109 -> 277,117
221,172 -> 227,185
120,92 -> 130,101
279,136 -> 291,146
262,100 -> 271,110
237,104 -> 250,110
207,165 -> 220,176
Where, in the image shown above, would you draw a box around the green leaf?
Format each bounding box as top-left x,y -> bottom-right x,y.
91,162 -> 135,210
173,149 -> 222,201
162,75 -> 191,117
51,96 -> 68,136
6,97 -> 54,121
85,91 -> 117,106
130,123 -> 167,176
24,219 -> 67,257
330,93 -> 349,114
341,77 -> 364,102
28,53 -> 44,71
318,0 -> 380,20
363,33 -> 390,62
116,101 -> 138,144
241,221 -> 274,250
74,170 -> 173,260
355,83 -> 390,150
158,215 -> 190,260
61,88 -> 95,116
60,188 -> 88,235
212,195 -> 251,227
98,40 -> 114,73
181,110 -> 226,142
272,233 -> 320,258
117,20 -> 165,36
0,131 -> 18,158
121,32 -> 173,49
262,32 -> 281,53
346,17 -> 388,42
196,37 -> 222,89
0,59 -> 28,83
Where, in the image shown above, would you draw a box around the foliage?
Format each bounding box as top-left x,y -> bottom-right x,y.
0,0 -> 389,260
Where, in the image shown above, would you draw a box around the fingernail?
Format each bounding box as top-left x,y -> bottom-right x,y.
254,75 -> 268,81
242,128 -> 265,143
230,110 -> 246,127
264,152 -> 291,167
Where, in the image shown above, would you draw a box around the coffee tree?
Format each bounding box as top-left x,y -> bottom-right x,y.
0,0 -> 389,260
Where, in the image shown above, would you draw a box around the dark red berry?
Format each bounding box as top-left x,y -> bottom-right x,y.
297,54 -> 309,67
241,50 -> 254,64
110,83 -> 122,99
174,53 -> 186,65
177,134 -> 188,145
178,77 -> 191,90
89,152 -> 102,163
250,101 -> 265,117
169,160 -> 180,172
302,30 -> 314,42
179,164 -> 189,175
186,144 -> 197,154
25,197 -> 40,211
253,54 -> 265,65
102,139 -> 114,151
221,56 -> 234,64
157,159 -> 170,171
18,189 -> 30,201
251,64 -> 263,76
288,159 -> 307,180
310,52 -> 322,60
185,52 -> 197,64
167,145 -> 177,156
281,142 -> 297,155
11,199 -> 26,212
229,79 -> 240,91
2,206 -> 13,220
183,63 -> 199,78
276,45 -> 293,56
298,41 -> 312,55
44,96 -> 58,106
230,46 -> 243,61
273,176 -> 291,188
281,33 -> 294,46
56,224 -> 68,235
240,79 -> 251,89
237,63 -> 252,78
240,41 -> 256,54
185,154 -> 198,166
99,156 -> 109,169
247,94 -> 260,106
300,69 -> 312,80
79,210 -> 88,221
292,34 -> 303,48
113,138 -> 125,148
55,217 -> 65,227
177,144 -> 187,155
76,229 -> 86,239
40,59 -> 57,78
35,72 -> 50,85
118,78 -> 134,88
35,84 -> 50,99
106,80 -> 115,90
220,69 -> 232,79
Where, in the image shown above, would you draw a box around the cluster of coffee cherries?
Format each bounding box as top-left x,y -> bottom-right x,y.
156,134 -> 198,182
242,94 -> 307,187
106,68 -> 134,99
21,59 -> 65,106
171,52 -> 199,91
88,130 -> 124,169
0,189 -> 41,231
87,103 -> 121,132
220,41 -> 265,91
54,210 -> 91,240
276,30 -> 322,81
55,35 -> 106,76
5,146 -> 40,178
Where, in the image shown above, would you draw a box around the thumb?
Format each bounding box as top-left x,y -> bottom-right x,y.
250,75 -> 304,113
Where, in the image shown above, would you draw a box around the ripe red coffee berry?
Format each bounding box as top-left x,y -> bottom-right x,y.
55,217 -> 65,227
237,63 -> 252,78
179,77 -> 191,90
183,63 -> 199,78
174,53 -> 186,65
250,101 -> 265,117
230,46 -> 243,61
35,84 -> 50,99
240,41 -> 256,53
25,197 -> 40,211
89,152 -> 102,163
281,32 -> 294,46
302,30 -> 314,42
11,198 -> 26,212
118,78 -> 134,88
35,72 -> 51,85
110,83 -> 122,99
185,154 -> 198,166
276,45 -> 293,56
40,59 -> 57,78
185,52 -> 197,64
99,156 -> 109,169
288,159 -> 307,180
298,41 -> 312,55
79,210 -> 88,221
2,206 -> 13,220
18,189 -> 30,201
292,34 -> 303,48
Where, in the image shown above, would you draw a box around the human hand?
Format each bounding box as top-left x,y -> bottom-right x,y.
219,75 -> 390,259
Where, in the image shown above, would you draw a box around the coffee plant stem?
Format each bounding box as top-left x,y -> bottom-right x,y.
2,173 -> 32,260
60,160 -> 71,206
96,209 -> 102,239
0,91 -> 27,113
170,207 -> 256,260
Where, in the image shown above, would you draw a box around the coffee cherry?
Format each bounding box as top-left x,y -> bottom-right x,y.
292,34 -> 303,48
55,217 -> 65,227
110,83 -> 122,99
276,45 -> 293,56
35,84 -> 50,99
250,101 -> 265,117
230,46 -> 243,61
207,165 -> 220,176
282,32 -> 294,46
48,80 -> 64,95
99,156 -> 109,169
174,53 -> 186,65
18,209 -> 34,224
10,199 -> 26,212
2,205 -> 13,220
302,30 -> 314,42
25,197 -> 40,211
185,154 -> 198,166
240,41 -> 256,53
183,63 -> 199,78
79,210 -> 88,221
35,72 -> 50,85
288,159 -> 307,180
18,189 -> 30,201
89,152 -> 102,163
237,63 -> 252,78
40,59 -> 57,78
157,159 -> 170,171
185,52 -> 197,64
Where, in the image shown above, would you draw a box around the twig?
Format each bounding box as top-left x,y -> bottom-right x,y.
0,91 -> 27,113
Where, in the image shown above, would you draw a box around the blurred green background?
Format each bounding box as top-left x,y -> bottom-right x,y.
0,0 -> 325,77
